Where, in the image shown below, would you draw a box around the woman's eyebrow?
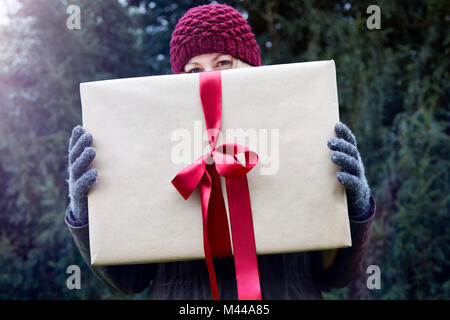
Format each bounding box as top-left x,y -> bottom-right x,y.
213,54 -> 230,61
186,54 -> 230,68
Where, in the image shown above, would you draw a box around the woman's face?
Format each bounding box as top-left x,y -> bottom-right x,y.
183,53 -> 234,73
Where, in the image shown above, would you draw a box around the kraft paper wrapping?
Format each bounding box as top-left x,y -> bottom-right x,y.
80,60 -> 351,266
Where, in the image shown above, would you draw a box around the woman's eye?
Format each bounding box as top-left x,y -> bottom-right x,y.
189,68 -> 201,73
218,60 -> 231,67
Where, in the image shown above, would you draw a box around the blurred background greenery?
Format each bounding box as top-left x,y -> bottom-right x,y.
0,0 -> 448,299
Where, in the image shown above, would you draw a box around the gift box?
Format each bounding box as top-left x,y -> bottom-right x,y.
81,60 -> 351,276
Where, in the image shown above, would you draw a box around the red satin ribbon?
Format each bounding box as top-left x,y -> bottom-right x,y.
171,71 -> 262,300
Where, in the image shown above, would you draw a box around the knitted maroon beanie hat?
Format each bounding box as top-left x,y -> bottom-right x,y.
170,3 -> 261,74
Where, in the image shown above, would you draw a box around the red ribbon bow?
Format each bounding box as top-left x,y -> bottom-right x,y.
171,71 -> 262,300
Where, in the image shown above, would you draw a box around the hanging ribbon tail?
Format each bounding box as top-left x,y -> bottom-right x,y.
206,165 -> 233,258
226,176 -> 262,300
213,144 -> 261,300
197,170 -> 220,300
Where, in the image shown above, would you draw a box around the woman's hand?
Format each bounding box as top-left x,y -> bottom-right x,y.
67,125 -> 98,225
327,122 -> 371,221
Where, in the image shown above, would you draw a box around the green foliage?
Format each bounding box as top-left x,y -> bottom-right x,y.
0,0 -> 149,299
379,110 -> 450,299
0,0 -> 448,299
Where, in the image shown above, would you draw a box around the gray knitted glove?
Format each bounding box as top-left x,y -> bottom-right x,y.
66,125 -> 98,226
328,122 -> 371,221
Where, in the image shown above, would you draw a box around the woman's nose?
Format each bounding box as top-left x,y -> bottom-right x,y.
204,64 -> 219,72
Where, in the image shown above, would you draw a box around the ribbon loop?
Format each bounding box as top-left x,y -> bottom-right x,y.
213,144 -> 259,179
171,155 -> 208,200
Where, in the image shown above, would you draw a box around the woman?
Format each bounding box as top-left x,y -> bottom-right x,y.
65,3 -> 375,299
